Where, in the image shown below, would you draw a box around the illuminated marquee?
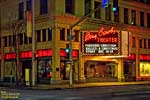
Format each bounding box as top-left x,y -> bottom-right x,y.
82,27 -> 120,55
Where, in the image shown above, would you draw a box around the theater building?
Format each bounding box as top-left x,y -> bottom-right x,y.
0,0 -> 150,85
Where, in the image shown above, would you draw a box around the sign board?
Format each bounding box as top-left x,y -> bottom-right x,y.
81,27 -> 120,56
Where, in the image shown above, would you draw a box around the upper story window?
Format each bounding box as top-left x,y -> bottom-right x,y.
18,33 -> 23,45
37,30 -> 41,42
42,29 -> 46,42
94,1 -> 101,19
4,36 -> 7,47
131,10 -> 136,25
40,0 -> 48,15
19,2 -> 24,20
105,4 -> 111,21
60,28 -> 65,41
65,0 -> 74,14
147,13 -> 150,28
85,0 -> 91,16
114,7 -> 119,22
48,28 -> 52,41
144,39 -> 147,48
74,30 -> 79,42
8,35 -> 11,46
24,33 -> 28,44
140,11 -> 144,27
148,39 -> 150,48
139,39 -> 143,48
26,0 -> 32,11
124,8 -> 128,24
132,37 -> 136,48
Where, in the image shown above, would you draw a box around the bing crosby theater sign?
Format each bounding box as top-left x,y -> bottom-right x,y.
82,27 -> 120,55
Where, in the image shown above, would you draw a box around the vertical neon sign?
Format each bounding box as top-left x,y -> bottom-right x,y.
102,0 -> 109,8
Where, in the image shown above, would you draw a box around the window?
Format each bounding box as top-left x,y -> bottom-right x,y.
24,33 -> 28,44
42,29 -> 46,42
114,7 -> 119,22
40,0 -> 48,15
105,5 -> 111,21
140,11 -> 144,27
8,36 -> 11,46
132,37 -> 136,48
148,39 -> 150,48
18,33 -> 23,45
37,30 -> 41,42
26,0 -> 32,11
94,1 -> 101,19
147,13 -> 150,28
85,0 -> 91,16
13,35 -> 16,46
67,29 -> 70,41
29,37 -> 32,44
60,28 -> 65,41
4,36 -> 7,47
139,39 -> 143,48
19,2 -> 24,20
65,0 -> 74,14
74,30 -> 79,42
131,10 -> 136,25
124,8 -> 128,24
48,28 -> 52,41
144,39 -> 147,48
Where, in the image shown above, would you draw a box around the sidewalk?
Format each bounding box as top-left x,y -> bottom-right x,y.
26,81 -> 150,90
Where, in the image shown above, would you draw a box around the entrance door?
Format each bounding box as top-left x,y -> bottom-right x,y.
22,60 -> 32,84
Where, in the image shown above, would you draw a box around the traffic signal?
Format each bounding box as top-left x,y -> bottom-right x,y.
112,0 -> 118,12
65,44 -> 70,59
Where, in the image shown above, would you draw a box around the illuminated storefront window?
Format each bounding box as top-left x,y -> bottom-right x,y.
140,62 -> 150,76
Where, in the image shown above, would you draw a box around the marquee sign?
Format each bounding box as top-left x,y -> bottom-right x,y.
82,27 -> 120,55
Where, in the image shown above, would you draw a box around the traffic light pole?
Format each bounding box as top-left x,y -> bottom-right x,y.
69,4 -> 104,86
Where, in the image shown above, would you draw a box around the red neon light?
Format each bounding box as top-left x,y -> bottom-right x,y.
20,51 -> 32,58
139,54 -> 150,61
60,50 -> 78,57
5,53 -> 16,60
37,49 -> 52,57
84,27 -> 118,43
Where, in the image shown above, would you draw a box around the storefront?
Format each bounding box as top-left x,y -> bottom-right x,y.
36,49 -> 52,84
60,49 -> 79,82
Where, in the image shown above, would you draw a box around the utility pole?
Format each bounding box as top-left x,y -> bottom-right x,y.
69,4 -> 103,86
32,0 -> 35,86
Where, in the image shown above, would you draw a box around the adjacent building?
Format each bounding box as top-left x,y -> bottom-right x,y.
0,0 -> 150,85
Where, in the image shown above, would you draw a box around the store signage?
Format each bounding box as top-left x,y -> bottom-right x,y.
82,27 -> 120,55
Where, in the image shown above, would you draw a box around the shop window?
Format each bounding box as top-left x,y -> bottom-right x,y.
37,30 -> 41,42
131,10 -> 136,25
42,29 -> 46,42
48,28 -> 52,41
60,28 -> 65,41
85,0 -> 91,16
140,11 -> 144,27
105,4 -> 111,21
148,39 -> 150,49
147,13 -> 150,28
124,8 -> 128,24
18,2 -> 24,20
132,37 -> 136,48
40,0 -> 48,15
65,0 -> 75,14
94,1 -> 101,19
37,59 -> 52,84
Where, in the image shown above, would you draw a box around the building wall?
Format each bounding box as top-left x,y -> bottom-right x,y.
0,0 -> 150,84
